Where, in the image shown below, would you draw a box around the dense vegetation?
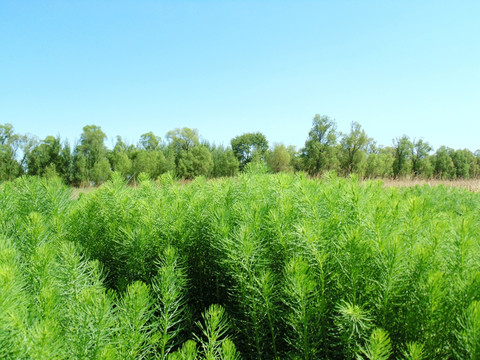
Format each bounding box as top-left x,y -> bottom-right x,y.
1,115 -> 480,185
1,171 -> 479,359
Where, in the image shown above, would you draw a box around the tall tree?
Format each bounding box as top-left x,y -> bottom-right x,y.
433,146 -> 456,179
210,145 -> 239,177
74,125 -> 110,185
59,141 -> 73,183
230,132 -> 268,170
77,125 -> 108,169
392,136 -> 413,178
0,124 -> 23,181
266,143 -> 292,173
25,135 -> 63,177
451,149 -> 474,179
167,128 -> 199,154
302,114 -> 338,175
110,136 -> 132,179
176,145 -> 213,179
131,149 -> 168,180
139,132 -> 162,151
339,122 -> 371,175
365,145 -> 394,178
472,151 -> 480,177
411,139 -> 432,177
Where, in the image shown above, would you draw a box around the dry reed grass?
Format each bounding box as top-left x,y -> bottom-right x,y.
380,178 -> 480,192
71,186 -> 97,199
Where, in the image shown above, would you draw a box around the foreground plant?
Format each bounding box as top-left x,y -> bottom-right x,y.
152,246 -> 188,359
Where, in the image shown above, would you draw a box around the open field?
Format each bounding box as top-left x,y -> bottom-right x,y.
1,173 -> 480,359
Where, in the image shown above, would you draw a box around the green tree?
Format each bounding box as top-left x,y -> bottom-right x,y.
131,132 -> 172,179
451,149 -> 474,179
91,157 -> 111,184
230,132 -> 268,170
302,114 -> 338,175
287,145 -> 303,172
25,136 -> 63,177
266,143 -> 292,173
411,139 -> 432,177
139,131 -> 161,151
73,150 -> 89,186
469,151 -> 480,177
110,136 -> 132,179
131,149 -> 167,180
162,146 -> 177,174
74,125 -> 111,185
59,141 -> 74,183
392,136 -> 413,178
211,145 -> 239,177
0,123 -> 23,181
167,128 -> 200,154
365,146 -> 394,178
77,125 -> 108,169
433,146 -> 456,179
339,122 -> 371,175
176,146 -> 213,179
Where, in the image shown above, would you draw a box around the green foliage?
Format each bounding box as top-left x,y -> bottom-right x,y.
392,136 -> 413,178
451,149 -> 475,179
167,127 -> 200,154
357,328 -> 392,360
401,342 -> 425,360
456,300 -> 480,359
0,123 -> 23,181
433,146 -> 456,179
3,119 -> 480,182
365,146 -> 394,178
231,132 -> 268,170
77,124 -> 108,169
152,246 -> 188,359
266,143 -> 292,173
335,300 -> 373,358
411,139 -> 432,177
302,114 -> 338,174
176,145 -> 214,179
195,304 -> 236,360
168,340 -> 198,360
139,131 -> 162,151
71,125 -> 111,185
115,281 -> 156,359
25,136 -> 63,176
132,149 -> 167,180
211,145 -> 239,177
1,173 -> 480,359
91,157 -> 112,184
111,149 -> 132,179
283,257 -> 323,359
340,122 -> 371,175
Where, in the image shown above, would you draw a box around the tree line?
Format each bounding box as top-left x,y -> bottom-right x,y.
1,115 -> 479,185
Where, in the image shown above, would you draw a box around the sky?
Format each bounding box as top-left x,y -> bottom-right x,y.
1,1 -> 479,152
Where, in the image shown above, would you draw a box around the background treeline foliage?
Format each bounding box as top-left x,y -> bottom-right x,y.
1,173 -> 479,358
1,116 -> 479,184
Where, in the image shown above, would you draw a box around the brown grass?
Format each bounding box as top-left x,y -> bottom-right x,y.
379,178 -> 480,192
70,177 -> 480,200
71,186 -> 97,199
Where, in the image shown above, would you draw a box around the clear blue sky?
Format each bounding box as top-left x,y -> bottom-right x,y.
1,1 -> 479,151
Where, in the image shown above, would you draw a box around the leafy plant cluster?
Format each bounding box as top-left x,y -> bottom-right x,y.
2,117 -> 480,184
1,172 -> 480,359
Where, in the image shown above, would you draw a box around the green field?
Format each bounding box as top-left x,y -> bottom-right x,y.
1,172 -> 479,359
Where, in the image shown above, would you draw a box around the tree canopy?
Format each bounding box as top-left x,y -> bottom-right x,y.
231,132 -> 268,170
0,116 -> 479,185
